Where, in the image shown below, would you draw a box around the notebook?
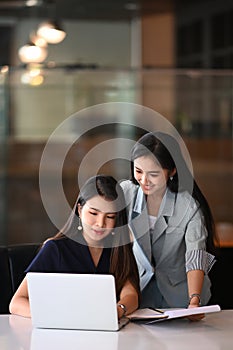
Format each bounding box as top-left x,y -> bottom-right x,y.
127,304 -> 221,324
27,272 -> 129,331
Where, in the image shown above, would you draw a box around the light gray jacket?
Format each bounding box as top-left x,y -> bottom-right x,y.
120,180 -> 214,307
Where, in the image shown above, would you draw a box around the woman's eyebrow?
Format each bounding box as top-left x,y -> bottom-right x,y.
134,166 -> 160,174
87,205 -> 116,214
88,206 -> 101,212
147,170 -> 160,174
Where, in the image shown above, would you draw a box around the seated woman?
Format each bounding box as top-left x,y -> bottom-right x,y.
9,175 -> 140,318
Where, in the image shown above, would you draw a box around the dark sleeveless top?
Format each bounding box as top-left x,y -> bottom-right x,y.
26,236 -> 112,275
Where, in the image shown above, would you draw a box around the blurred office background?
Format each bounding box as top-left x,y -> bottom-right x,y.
0,0 -> 232,245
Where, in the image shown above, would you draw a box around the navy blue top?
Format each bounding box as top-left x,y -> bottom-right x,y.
26,236 -> 112,274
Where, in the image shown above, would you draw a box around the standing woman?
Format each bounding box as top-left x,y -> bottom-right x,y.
120,132 -> 218,320
10,175 -> 140,318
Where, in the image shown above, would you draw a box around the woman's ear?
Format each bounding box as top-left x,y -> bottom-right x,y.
170,168 -> 176,177
77,203 -> 82,217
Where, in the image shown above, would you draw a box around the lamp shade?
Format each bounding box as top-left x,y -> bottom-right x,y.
18,42 -> 48,63
30,31 -> 48,48
37,21 -> 66,44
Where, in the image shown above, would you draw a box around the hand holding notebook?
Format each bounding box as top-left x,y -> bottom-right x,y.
127,304 -> 221,324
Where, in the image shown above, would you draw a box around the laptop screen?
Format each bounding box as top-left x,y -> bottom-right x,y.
27,272 -> 127,331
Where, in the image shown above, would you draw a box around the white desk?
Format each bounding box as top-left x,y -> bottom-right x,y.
0,311 -> 232,350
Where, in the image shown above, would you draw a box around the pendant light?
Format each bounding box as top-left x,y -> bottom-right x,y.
18,42 -> 48,63
37,20 -> 66,44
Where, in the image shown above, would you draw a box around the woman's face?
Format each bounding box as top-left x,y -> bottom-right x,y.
78,195 -> 117,245
134,155 -> 172,196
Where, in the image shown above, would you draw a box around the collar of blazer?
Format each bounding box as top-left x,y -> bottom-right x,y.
130,188 -> 177,262
132,187 -> 176,218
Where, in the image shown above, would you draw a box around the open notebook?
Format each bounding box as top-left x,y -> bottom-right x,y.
27,272 -> 129,331
127,304 -> 221,324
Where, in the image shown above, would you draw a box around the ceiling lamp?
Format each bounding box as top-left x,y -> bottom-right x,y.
37,21 -> 66,44
30,31 -> 48,48
18,42 -> 48,63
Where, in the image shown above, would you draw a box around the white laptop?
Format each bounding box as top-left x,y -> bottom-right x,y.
27,272 -> 129,331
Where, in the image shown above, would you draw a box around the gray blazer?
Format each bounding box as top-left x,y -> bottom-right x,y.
120,180 -> 212,308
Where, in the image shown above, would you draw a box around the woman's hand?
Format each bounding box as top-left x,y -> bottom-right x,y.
187,271 -> 205,321
117,280 -> 139,319
187,300 -> 205,321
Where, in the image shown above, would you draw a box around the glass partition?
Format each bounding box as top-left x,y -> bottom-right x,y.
0,66 -> 232,244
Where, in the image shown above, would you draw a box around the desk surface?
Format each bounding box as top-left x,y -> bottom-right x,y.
0,311 -> 232,350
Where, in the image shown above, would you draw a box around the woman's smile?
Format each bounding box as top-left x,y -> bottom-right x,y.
92,228 -> 106,236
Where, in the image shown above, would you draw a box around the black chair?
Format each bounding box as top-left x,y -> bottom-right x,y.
8,243 -> 41,293
0,246 -> 12,314
0,243 -> 41,314
208,247 -> 233,309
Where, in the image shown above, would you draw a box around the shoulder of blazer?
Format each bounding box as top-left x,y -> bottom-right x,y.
175,190 -> 199,210
168,190 -> 200,223
120,180 -> 139,197
120,180 -> 140,213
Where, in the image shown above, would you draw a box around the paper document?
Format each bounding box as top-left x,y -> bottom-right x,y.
127,304 -> 221,324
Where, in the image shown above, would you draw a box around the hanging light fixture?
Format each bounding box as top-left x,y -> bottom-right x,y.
18,42 -> 48,63
30,30 -> 48,48
37,20 -> 66,44
18,0 -> 66,63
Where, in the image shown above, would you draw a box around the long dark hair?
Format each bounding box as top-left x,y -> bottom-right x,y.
130,132 -> 218,255
53,175 -> 140,299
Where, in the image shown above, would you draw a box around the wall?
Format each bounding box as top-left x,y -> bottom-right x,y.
141,12 -> 176,121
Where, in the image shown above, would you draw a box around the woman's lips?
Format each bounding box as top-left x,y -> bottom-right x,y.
142,184 -> 153,191
93,229 -> 105,236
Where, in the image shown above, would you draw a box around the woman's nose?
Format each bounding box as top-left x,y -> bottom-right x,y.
96,215 -> 105,228
140,173 -> 148,184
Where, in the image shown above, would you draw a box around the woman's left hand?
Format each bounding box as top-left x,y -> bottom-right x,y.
187,303 -> 205,321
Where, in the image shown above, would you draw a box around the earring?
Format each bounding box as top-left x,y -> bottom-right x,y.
170,176 -> 173,181
111,231 -> 115,236
77,217 -> 82,231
